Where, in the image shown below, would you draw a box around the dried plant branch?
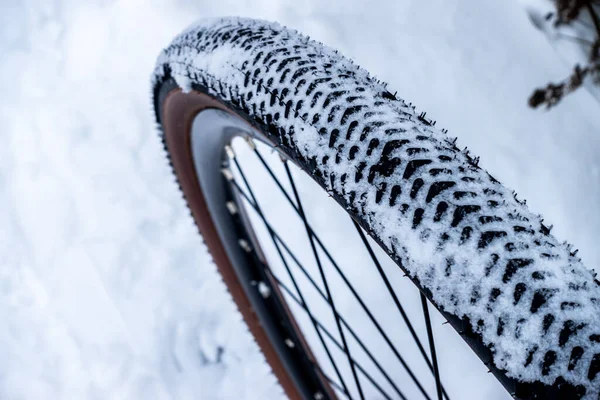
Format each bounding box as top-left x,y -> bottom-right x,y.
529,0 -> 600,108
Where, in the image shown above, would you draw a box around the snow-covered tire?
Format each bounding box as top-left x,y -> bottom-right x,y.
152,17 -> 600,399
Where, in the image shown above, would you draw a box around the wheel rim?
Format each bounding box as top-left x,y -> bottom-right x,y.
159,80 -> 337,400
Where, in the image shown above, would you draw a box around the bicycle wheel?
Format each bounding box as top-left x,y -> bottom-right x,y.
152,17 -> 600,400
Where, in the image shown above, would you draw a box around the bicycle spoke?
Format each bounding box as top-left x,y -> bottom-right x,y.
229,176 -> 428,400
273,273 -> 397,400
253,148 -> 297,207
321,371 -> 355,400
282,161 -> 366,400
352,220 -> 451,400
420,293 -> 443,400
230,156 -> 351,397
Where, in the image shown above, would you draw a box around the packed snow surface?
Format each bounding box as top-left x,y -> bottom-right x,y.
2,0 -> 600,399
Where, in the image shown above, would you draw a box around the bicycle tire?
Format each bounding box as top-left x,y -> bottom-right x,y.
152,17 -> 600,399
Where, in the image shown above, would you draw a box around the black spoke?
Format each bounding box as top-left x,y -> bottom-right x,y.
282,161 -> 366,400
230,156 -> 351,397
321,371 -> 355,400
351,220 -> 451,400
420,293 -> 443,400
273,273 -> 396,400
252,149 -> 433,400
253,148 -> 297,207
229,177 -> 417,400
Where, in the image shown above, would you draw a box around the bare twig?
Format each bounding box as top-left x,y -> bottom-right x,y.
529,1 -> 600,108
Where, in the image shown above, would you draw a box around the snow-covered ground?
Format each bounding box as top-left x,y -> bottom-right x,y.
1,0 -> 599,399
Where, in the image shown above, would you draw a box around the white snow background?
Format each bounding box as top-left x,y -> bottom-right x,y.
1,0 -> 599,399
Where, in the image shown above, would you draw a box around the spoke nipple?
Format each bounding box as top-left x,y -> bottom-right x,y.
257,281 -> 271,298
225,201 -> 238,215
221,168 -> 234,181
238,239 -> 252,252
442,321 -> 450,325
284,338 -> 295,348
244,135 -> 256,149
225,145 -> 235,159
314,392 -> 324,400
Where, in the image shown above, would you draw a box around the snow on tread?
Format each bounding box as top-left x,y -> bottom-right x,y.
152,17 -> 600,398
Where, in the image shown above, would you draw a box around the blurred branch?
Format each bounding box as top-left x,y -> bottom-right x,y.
529,0 -> 600,108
